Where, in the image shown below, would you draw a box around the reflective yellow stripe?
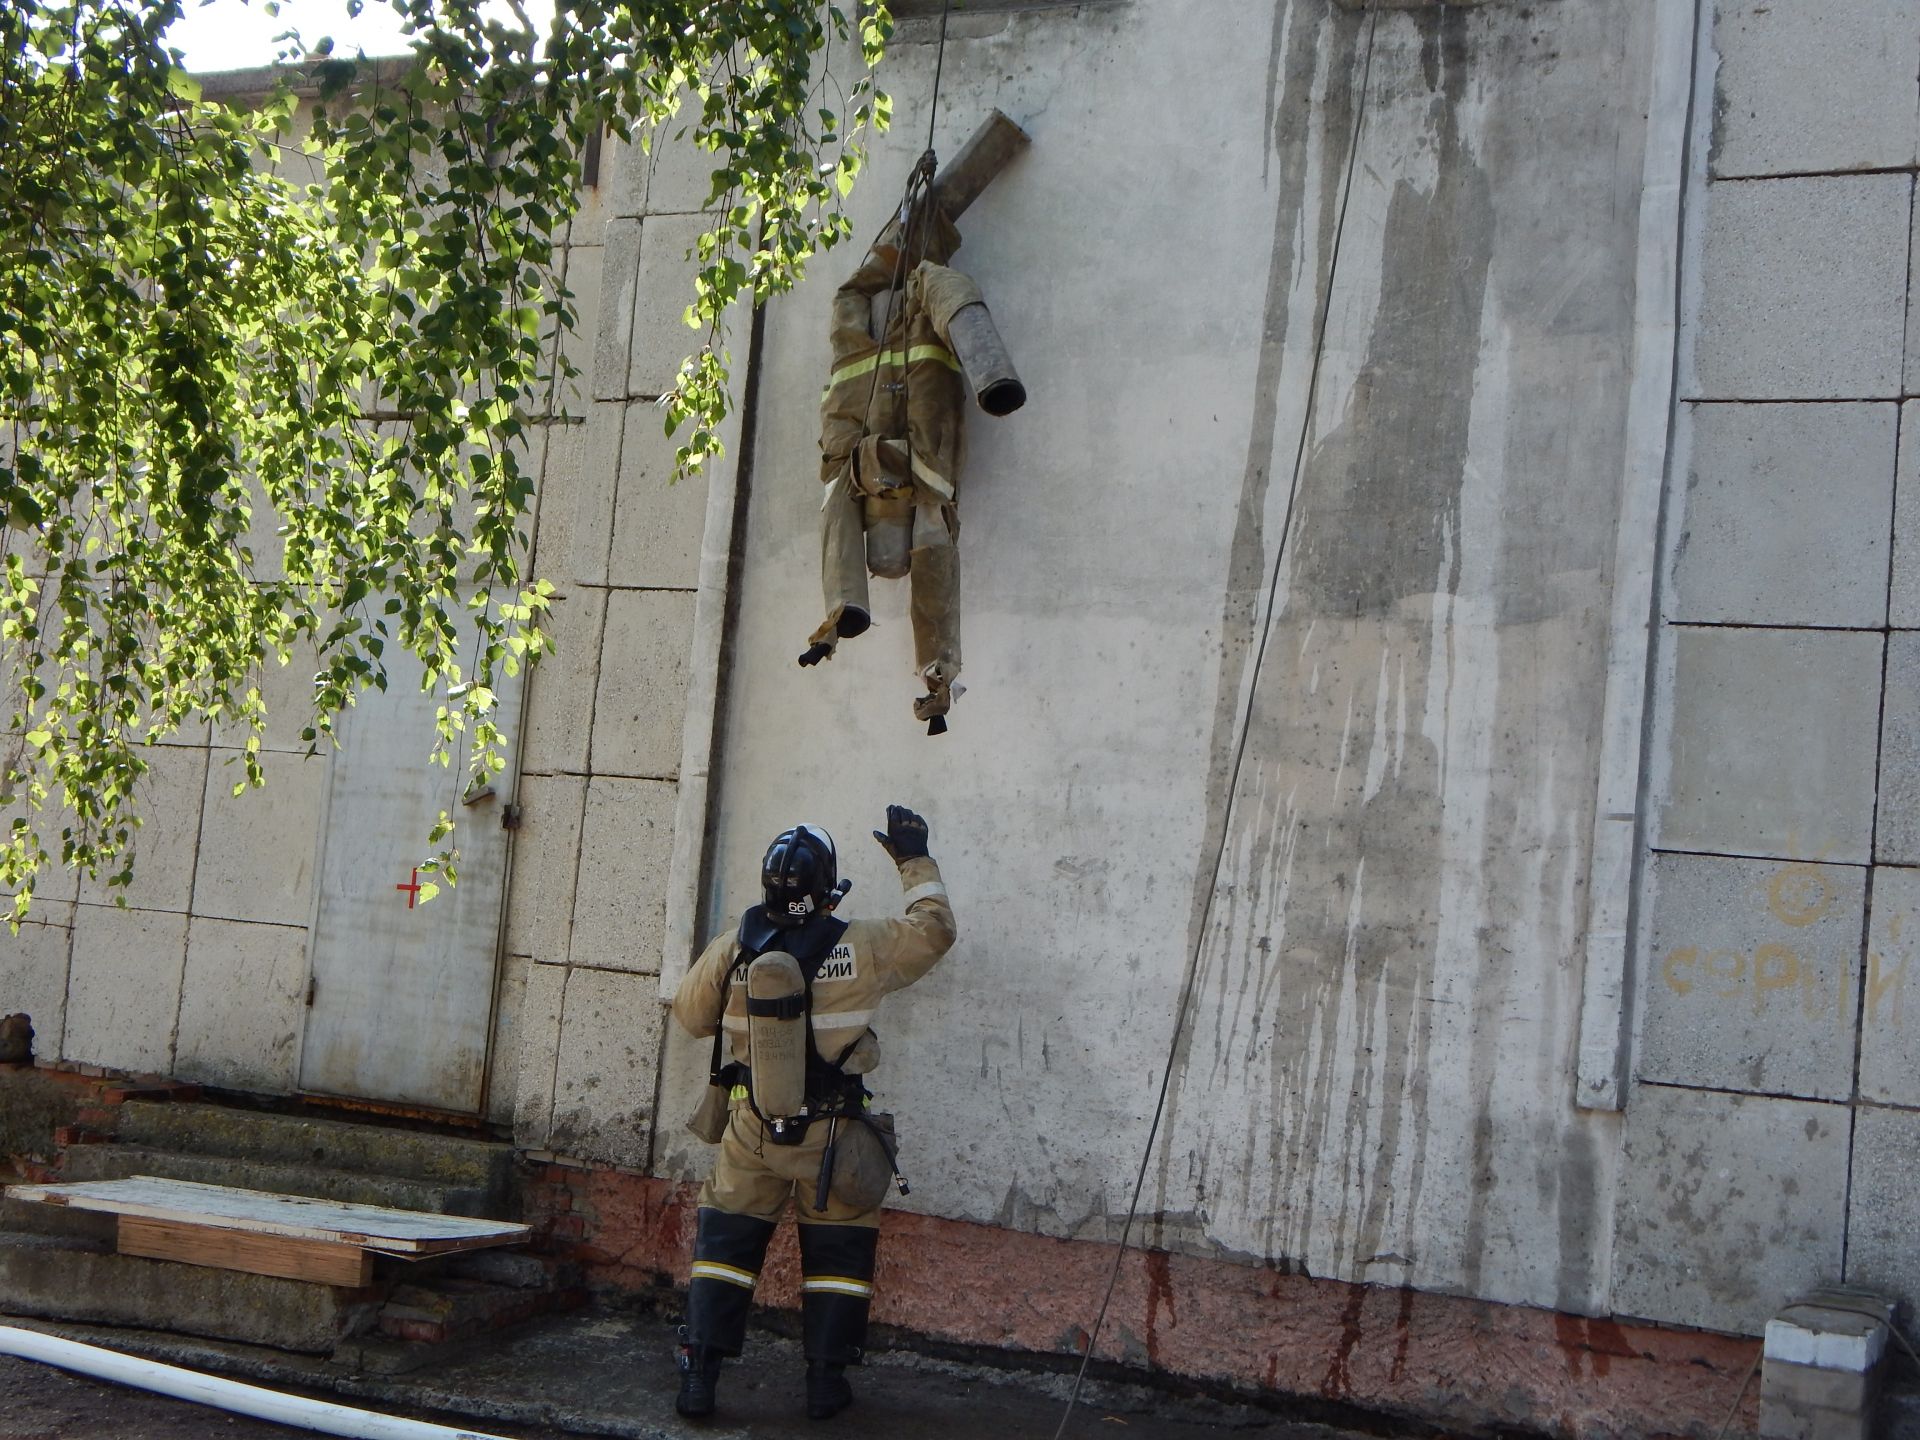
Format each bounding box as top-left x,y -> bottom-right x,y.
692,1260 -> 759,1290
729,1084 -> 749,1101
825,343 -> 961,389
802,1275 -> 875,1298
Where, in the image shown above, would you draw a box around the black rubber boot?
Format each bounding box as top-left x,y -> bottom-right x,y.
675,1334 -> 723,1418
805,1361 -> 855,1421
797,1223 -> 878,1419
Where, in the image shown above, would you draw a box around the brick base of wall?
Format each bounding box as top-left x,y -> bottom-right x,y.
522,1164 -> 1760,1440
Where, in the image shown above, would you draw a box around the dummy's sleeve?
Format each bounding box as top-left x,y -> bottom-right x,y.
671,932 -> 740,1038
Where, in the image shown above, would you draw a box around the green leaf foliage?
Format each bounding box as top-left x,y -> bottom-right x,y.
0,0 -> 891,919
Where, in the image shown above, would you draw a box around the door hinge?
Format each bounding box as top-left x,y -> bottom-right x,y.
306,976 -> 317,1008
502,802 -> 523,832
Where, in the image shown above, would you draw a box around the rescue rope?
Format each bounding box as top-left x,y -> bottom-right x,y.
1048,5 -> 1383,1435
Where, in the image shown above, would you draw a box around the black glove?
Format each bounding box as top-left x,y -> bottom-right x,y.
872,804 -> 929,862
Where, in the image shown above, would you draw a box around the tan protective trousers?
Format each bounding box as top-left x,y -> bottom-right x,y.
698,1101 -> 880,1229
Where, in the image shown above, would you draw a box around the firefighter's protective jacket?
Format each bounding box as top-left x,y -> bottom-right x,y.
810,205 -> 990,725
671,855 -> 957,1077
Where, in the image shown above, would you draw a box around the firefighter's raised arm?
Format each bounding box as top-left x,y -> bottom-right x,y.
868,805 -> 956,991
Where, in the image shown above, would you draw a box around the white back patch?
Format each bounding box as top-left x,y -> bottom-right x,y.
814,945 -> 856,982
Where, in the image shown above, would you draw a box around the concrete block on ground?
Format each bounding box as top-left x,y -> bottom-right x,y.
1640,852 -> 1862,1099
591,219 -> 641,402
78,746 -> 208,912
1859,867 -> 1920,1106
608,402 -> 708,590
1612,1084 -> 1848,1334
0,903 -> 71,1060
1843,1107 -> 1920,1318
567,776 -> 675,973
171,916 -> 308,1094
486,952 -> 529,1126
517,587 -> 607,777
1709,0 -> 1920,179
512,960 -> 566,1151
503,773 -> 587,964
63,905 -> 188,1075
547,966 -> 665,1169
191,750 -> 325,927
1760,1286 -> 1894,1440
1892,403 -> 1920,627
1876,634 -> 1920,865
533,405 -> 620,586
1657,628 -> 1882,863
0,1232 -> 377,1352
1666,403 -> 1893,628
626,214 -> 709,398
1690,174 -> 1910,401
588,589 -> 694,778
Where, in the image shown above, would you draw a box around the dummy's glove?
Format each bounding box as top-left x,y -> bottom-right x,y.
872,804 -> 930,862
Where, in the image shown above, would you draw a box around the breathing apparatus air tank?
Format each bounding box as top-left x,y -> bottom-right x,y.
746,952 -> 809,1120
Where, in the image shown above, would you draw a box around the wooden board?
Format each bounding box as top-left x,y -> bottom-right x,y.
4,1176 -> 529,1256
118,1215 -> 374,1287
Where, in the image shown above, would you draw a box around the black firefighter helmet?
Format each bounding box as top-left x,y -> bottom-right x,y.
761,824 -> 837,929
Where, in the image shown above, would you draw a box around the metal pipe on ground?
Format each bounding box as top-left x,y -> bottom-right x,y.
0,1325 -> 515,1440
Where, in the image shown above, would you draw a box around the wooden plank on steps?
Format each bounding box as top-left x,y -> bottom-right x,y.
4,1176 -> 528,1255
117,1214 -> 374,1287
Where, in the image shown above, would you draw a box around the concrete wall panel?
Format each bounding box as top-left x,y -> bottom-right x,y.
1843,1105 -> 1920,1316
1657,628 -> 1882,863
625,215 -> 709,399
550,243 -> 603,421
569,776 -> 675,974
591,219 -> 640,402
1689,174 -> 1911,401
547,966 -> 664,1168
502,774 -> 587,966
0,905 -> 72,1058
64,905 -> 189,1075
1859,866 -> 1920,1107
512,959 -> 566,1150
532,407 -> 620,587
588,590 -> 694,779
1708,0 -> 1920,179
608,406 -> 707,590
1875,633 -> 1920,865
1639,852 -> 1863,1099
79,746 -> 208,913
1665,403 -> 1894,628
486,952 -> 529,1126
1892,402 -> 1920,628
1612,1084 -> 1848,1334
173,917 -> 307,1093
191,752 -> 326,927
518,586 -> 608,777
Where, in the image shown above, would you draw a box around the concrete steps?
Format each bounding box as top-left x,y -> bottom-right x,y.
57,1144 -> 496,1218
0,1094 -> 565,1360
0,1230 -> 380,1354
112,1102 -> 516,1210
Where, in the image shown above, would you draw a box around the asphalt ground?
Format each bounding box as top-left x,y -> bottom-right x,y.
0,1308 -> 1384,1440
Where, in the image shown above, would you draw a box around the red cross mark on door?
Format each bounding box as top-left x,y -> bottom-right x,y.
395,867 -> 424,908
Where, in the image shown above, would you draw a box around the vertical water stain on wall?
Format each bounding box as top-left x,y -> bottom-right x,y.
1166,0 -> 1635,1304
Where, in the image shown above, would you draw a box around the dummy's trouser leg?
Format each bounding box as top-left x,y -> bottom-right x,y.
802,477 -> 874,666
908,502 -> 961,734
797,1223 -> 880,1419
679,1207 -> 777,1416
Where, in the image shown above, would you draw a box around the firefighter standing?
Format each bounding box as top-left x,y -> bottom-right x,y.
669,805 -> 957,1420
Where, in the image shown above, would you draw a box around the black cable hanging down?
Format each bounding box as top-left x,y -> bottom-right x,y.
1047,6 -> 1384,1436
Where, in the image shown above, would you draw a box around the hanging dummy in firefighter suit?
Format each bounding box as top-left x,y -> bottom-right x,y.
669,807 -> 956,1420
798,185 -> 999,735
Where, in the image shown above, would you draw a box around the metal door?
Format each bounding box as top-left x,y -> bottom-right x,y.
297,635 -> 525,1113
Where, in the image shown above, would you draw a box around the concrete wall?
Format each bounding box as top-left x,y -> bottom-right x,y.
650,0 -> 1660,1328
1619,0 -> 1920,1336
